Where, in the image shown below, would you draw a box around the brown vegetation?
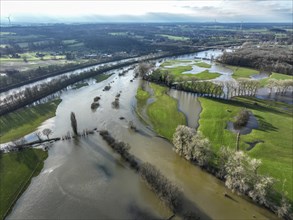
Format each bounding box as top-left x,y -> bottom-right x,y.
219,46 -> 293,75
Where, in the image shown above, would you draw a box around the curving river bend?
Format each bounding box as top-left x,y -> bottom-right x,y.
7,51 -> 279,219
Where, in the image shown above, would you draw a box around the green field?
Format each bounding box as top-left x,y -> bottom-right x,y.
160,60 -> 192,68
109,32 -> 128,36
164,65 -> 193,75
93,73 -> 112,83
227,65 -> 259,79
0,32 -> 16,35
260,72 -> 293,86
0,99 -> 61,143
192,70 -> 221,80
68,42 -> 84,48
159,60 -> 219,80
0,52 -> 65,62
161,66 -> 220,80
62,39 -> 78,45
145,83 -> 186,140
135,87 -> 151,123
0,149 -> 48,219
136,87 -> 150,101
198,97 -> 293,201
269,72 -> 293,80
159,34 -> 190,41
72,82 -> 89,89
195,62 -> 211,68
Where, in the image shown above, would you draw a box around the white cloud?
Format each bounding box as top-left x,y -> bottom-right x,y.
0,0 -> 291,22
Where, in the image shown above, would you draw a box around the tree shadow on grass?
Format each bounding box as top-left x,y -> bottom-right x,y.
204,97 -> 289,116
254,114 -> 278,132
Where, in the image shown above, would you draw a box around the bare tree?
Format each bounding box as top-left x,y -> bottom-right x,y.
42,128 -> 52,139
137,62 -> 153,78
34,131 -> 42,141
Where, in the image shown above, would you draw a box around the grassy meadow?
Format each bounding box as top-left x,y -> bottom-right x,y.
227,65 -> 259,79
0,99 -> 61,143
198,97 -> 293,201
260,72 -> 293,86
0,149 -> 48,219
159,34 -> 190,41
159,60 -> 220,80
136,83 -> 186,140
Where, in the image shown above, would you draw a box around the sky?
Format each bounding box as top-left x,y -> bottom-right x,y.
0,0 -> 292,24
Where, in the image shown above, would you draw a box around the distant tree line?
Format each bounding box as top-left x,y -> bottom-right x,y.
0,56 -> 122,90
143,68 -> 265,99
219,46 -> 293,75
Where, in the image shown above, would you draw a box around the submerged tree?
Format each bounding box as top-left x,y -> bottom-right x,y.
42,128 -> 52,139
34,131 -> 42,141
233,109 -> 250,151
70,112 -> 78,136
137,62 -> 153,79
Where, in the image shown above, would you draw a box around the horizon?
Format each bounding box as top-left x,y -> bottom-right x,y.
1,0 -> 292,24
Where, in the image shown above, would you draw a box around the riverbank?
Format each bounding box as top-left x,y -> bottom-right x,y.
0,49 -> 201,94
0,99 -> 61,144
0,56 -> 130,93
0,148 -> 48,219
198,97 -> 293,203
135,80 -> 292,215
1,50 -> 204,116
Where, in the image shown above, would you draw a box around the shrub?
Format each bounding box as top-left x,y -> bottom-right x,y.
93,96 -> 100,102
103,85 -> 111,91
91,102 -> 100,110
111,98 -> 119,109
173,125 -> 212,167
233,109 -> 250,129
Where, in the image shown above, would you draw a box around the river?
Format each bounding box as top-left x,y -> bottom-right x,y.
7,52 -> 278,219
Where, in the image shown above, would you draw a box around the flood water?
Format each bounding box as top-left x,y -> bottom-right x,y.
8,60 -> 278,219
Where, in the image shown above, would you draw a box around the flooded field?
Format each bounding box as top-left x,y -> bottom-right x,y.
7,54 -> 278,219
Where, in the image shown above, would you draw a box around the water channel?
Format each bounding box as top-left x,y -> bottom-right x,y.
7,50 -> 279,219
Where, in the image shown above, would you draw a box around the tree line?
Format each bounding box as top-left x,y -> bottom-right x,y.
139,62 -> 293,99
99,130 -> 200,219
0,56 -> 123,91
142,67 -> 265,99
173,125 -> 292,219
219,45 -> 293,75
0,60 -> 140,116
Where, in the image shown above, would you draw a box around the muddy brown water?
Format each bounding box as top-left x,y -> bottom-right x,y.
8,65 -> 278,219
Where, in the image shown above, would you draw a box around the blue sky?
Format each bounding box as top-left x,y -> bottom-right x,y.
1,0 -> 292,23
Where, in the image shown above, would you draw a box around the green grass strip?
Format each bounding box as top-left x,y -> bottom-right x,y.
260,72 -> 293,86
198,97 -> 293,201
227,65 -> 259,79
147,83 -> 186,140
0,149 -> 48,219
0,99 -> 61,143
193,70 -> 221,80
195,62 -> 211,68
